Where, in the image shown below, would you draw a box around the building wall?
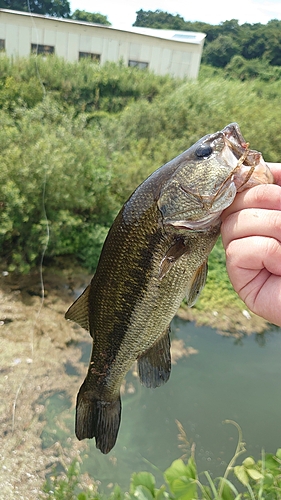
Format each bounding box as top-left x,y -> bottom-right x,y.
0,10 -> 205,79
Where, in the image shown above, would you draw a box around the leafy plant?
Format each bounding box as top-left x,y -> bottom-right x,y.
42,422 -> 281,499
43,460 -> 100,499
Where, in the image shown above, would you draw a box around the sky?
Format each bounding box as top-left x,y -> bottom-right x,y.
70,0 -> 281,29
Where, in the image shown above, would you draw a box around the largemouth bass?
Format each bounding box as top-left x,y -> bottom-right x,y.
65,123 -> 273,454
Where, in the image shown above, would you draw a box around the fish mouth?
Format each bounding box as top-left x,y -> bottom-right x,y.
221,123 -> 273,190
193,123 -> 274,225
168,123 -> 273,231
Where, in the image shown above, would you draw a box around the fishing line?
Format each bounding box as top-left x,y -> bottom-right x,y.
11,173 -> 50,431
26,0 -> 46,96
12,1 -> 49,432
31,172 -> 50,359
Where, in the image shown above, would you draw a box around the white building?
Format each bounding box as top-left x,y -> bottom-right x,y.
0,8 -> 206,79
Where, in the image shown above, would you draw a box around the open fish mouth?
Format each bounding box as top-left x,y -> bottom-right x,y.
166,123 -> 273,231
221,123 -> 273,191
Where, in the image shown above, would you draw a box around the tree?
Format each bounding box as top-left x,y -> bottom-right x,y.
0,0 -> 71,18
218,19 -> 240,36
263,19 -> 281,66
202,35 -> 240,67
239,23 -> 267,60
133,9 -> 187,30
0,0 -> 22,9
71,9 -> 111,26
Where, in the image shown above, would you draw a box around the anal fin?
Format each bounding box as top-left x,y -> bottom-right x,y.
138,327 -> 171,388
186,261 -> 208,307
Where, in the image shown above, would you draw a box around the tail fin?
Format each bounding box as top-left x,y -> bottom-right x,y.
75,385 -> 121,454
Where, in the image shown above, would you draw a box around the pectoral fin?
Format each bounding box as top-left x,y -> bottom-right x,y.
138,327 -> 171,388
186,261 -> 208,307
159,238 -> 189,280
65,285 -> 90,331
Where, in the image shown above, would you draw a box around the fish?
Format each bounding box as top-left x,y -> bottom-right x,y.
65,123 -> 273,454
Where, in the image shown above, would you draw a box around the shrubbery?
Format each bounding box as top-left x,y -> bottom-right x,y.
224,56 -> 281,82
1,56 -> 281,277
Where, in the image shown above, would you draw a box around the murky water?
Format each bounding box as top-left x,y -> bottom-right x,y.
43,318 -> 281,491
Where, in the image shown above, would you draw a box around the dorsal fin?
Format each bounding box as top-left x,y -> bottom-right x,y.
65,285 -> 90,331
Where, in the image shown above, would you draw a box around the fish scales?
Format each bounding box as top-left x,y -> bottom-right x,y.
93,206 -> 219,394
65,123 -> 273,454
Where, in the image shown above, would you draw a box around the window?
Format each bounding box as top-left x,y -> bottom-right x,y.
31,44 -> 55,56
0,39 -> 5,52
79,52 -> 100,62
128,60 -> 149,70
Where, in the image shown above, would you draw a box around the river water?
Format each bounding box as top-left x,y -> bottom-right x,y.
43,318 -> 281,491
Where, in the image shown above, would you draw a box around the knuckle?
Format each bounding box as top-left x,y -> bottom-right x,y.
268,210 -> 281,234
265,237 -> 281,259
251,184 -> 281,208
220,214 -> 236,242
251,184 -> 272,204
224,239 -> 238,263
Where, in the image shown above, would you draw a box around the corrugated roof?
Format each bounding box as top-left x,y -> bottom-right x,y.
127,27 -> 205,44
0,8 -> 206,44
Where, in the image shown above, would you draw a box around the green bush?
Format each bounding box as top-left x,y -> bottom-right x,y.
0,97 -> 117,271
1,56 -> 281,274
0,56 -> 177,113
225,55 -> 281,82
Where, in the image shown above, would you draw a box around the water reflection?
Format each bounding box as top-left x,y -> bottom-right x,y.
254,327 -> 280,347
38,391 -> 72,449
42,319 -> 281,491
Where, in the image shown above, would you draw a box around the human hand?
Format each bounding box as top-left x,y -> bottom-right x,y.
221,163 -> 281,326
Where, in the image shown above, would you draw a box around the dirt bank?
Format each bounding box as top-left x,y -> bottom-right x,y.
0,264 -> 269,498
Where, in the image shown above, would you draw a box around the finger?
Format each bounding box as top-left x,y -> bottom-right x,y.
221,184 -> 281,222
225,236 -> 281,325
221,208 -> 281,248
267,163 -> 281,185
225,236 -> 281,283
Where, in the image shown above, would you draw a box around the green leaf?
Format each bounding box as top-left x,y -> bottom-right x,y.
172,478 -> 197,500
185,457 -> 197,480
164,459 -> 187,487
246,469 -> 263,481
219,480 -> 236,500
130,472 -> 156,496
276,449 -> 281,460
112,484 -> 124,500
242,457 -> 255,468
262,473 -> 274,487
264,454 -> 280,472
133,485 -> 154,500
234,466 -> 249,486
154,485 -> 169,500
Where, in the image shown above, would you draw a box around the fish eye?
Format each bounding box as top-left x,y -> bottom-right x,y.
195,144 -> 213,158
